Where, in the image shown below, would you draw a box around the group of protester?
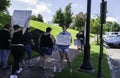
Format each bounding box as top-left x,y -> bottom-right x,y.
0,23 -> 84,78
0,24 -> 34,78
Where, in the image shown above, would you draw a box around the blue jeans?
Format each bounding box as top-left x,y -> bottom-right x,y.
0,50 -> 10,68
24,44 -> 32,59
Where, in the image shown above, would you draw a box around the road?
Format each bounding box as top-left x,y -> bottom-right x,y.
106,47 -> 120,78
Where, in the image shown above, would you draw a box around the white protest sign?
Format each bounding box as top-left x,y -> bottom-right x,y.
11,10 -> 32,27
74,39 -> 81,46
56,35 -> 72,45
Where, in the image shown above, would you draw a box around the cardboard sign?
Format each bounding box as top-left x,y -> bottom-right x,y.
74,39 -> 81,46
56,35 -> 72,45
11,10 -> 32,27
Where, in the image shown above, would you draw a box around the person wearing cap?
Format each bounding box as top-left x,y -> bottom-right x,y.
38,27 -> 55,69
0,24 -> 11,70
10,24 -> 27,78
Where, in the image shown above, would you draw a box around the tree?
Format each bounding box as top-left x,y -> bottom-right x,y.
104,21 -> 113,32
64,3 -> 73,27
112,22 -> 120,32
37,14 -> 44,22
52,3 -> 73,27
104,21 -> 120,32
73,12 -> 86,30
31,14 -> 44,22
90,16 -> 101,44
31,15 -> 38,21
53,8 -> 64,26
0,0 -> 10,12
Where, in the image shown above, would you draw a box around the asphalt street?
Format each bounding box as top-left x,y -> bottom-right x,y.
106,47 -> 120,78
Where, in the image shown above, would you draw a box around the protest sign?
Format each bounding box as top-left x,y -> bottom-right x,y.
74,39 -> 81,46
11,10 -> 32,27
56,35 -> 72,45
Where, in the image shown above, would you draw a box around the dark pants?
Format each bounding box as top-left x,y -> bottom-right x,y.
11,46 -> 24,75
24,44 -> 32,59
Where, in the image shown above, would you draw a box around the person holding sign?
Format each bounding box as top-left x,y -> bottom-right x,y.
76,30 -> 84,51
10,25 -> 27,78
56,25 -> 72,72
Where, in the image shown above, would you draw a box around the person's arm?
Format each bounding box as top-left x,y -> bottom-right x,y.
50,35 -> 56,45
31,39 -> 35,46
38,34 -> 42,46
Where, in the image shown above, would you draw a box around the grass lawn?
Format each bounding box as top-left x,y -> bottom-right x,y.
53,42 -> 112,78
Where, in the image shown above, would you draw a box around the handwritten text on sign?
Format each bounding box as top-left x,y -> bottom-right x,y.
56,35 -> 72,45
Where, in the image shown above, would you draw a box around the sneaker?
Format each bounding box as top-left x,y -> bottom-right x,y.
69,68 -> 72,73
10,75 -> 18,78
16,68 -> 23,74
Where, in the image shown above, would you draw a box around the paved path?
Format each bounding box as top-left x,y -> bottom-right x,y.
0,45 -> 80,78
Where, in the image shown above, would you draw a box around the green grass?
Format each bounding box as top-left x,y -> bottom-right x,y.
53,42 -> 112,78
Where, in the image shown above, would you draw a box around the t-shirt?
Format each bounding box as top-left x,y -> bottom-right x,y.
40,34 -> 54,48
12,30 -> 24,45
23,32 -> 32,45
0,29 -> 11,49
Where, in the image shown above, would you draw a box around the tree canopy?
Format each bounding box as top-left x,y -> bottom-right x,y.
0,0 -> 10,12
53,3 -> 73,27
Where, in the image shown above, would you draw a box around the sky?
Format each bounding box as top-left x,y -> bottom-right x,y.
8,0 -> 120,24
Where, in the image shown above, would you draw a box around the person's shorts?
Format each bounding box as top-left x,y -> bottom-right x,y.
39,47 -> 53,56
57,45 -> 70,53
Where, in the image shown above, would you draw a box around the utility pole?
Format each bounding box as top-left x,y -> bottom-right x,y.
97,0 -> 107,78
80,0 -> 94,72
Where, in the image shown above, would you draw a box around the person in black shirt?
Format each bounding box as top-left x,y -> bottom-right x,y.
23,28 -> 34,65
38,27 -> 55,69
10,24 -> 27,78
76,30 -> 84,50
0,24 -> 11,70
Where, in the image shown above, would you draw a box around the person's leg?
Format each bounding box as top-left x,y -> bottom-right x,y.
64,47 -> 72,72
65,53 -> 71,68
2,50 -> 10,68
42,55 -> 48,69
25,44 -> 32,59
39,47 -> 46,68
11,46 -> 23,75
24,44 -> 32,65
65,53 -> 72,72
11,47 -> 20,75
59,52 -> 64,69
